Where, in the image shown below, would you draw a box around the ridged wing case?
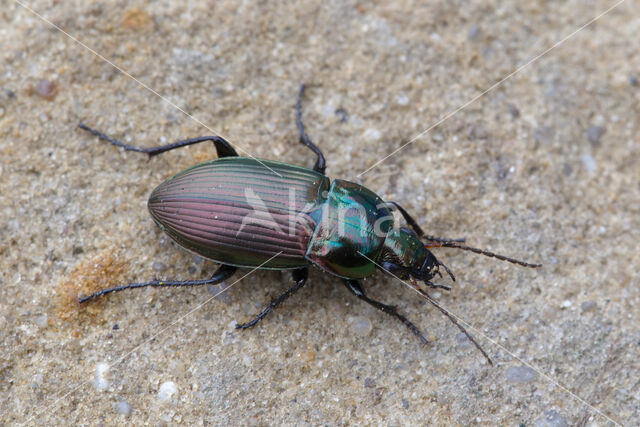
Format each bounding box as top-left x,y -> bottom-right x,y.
148,157 -> 330,269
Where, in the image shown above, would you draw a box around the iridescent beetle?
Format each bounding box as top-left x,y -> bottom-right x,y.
79,85 -> 540,364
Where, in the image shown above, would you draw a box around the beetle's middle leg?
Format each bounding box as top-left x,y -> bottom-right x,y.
78,124 -> 238,158
343,279 -> 428,345
387,201 -> 465,243
296,84 -> 327,175
236,267 -> 309,329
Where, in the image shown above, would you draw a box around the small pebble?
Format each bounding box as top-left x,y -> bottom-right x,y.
296,348 -> 316,362
630,75 -> 638,86
468,124 -> 488,140
152,261 -> 167,272
395,94 -> 410,106
580,300 -> 597,313
455,332 -> 473,349
533,126 -> 555,144
467,24 -> 480,40
208,281 -> 232,304
364,378 -> 375,388
33,79 -> 58,100
533,410 -> 568,427
505,365 -> 537,384
34,314 -> 48,328
581,154 -> 597,173
334,108 -> 349,122
121,8 -> 152,30
507,103 -> 520,118
351,316 -> 372,336
32,373 -> 43,386
401,399 -> 409,409
115,400 -> 132,417
586,125 -> 605,147
158,381 -> 177,402
431,131 -> 444,142
363,128 -> 381,142
560,300 -> 571,309
94,363 -> 109,390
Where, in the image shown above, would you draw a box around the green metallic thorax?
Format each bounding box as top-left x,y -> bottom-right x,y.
305,180 -> 394,278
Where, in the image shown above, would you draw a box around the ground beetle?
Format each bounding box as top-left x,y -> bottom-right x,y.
79,85 -> 540,364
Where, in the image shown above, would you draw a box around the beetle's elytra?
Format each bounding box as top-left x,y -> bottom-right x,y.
79,84 -> 540,364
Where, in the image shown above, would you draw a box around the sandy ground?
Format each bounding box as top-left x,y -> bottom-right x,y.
1,0 -> 639,425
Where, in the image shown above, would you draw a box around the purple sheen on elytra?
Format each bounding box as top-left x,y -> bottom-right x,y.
148,157 -> 330,270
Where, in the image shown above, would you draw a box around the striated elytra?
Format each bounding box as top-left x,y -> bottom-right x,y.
78,84 -> 540,364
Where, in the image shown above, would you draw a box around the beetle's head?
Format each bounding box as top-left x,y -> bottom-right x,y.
378,227 -> 454,288
376,225 -> 541,366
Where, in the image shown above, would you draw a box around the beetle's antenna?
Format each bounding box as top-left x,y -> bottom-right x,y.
424,241 -> 541,268
410,279 -> 493,365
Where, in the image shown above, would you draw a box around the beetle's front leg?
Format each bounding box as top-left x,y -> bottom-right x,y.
236,268 -> 309,329
387,201 -> 465,243
342,279 -> 428,345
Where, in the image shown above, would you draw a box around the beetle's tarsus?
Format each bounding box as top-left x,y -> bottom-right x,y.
437,261 -> 456,282
78,123 -> 147,154
343,279 -> 428,345
424,281 -> 451,291
78,264 -> 237,303
296,84 -> 327,175
236,267 -> 309,329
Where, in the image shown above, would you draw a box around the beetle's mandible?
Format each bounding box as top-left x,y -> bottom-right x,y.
78,84 -> 541,364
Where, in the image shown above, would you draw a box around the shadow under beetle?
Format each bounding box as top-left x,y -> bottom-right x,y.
79,84 -> 540,364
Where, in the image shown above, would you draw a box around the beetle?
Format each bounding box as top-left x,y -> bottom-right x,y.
78,84 -> 540,364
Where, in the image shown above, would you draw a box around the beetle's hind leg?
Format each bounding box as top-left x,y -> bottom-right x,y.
343,279 -> 428,345
78,264 -> 237,303
236,268 -> 309,329
296,84 -> 327,175
78,123 -> 238,158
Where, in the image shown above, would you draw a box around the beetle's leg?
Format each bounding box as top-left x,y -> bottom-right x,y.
342,279 -> 428,345
387,201 -> 465,243
236,267 -> 308,329
78,264 -> 237,303
386,201 -> 425,236
78,123 -> 238,158
296,84 -> 327,175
